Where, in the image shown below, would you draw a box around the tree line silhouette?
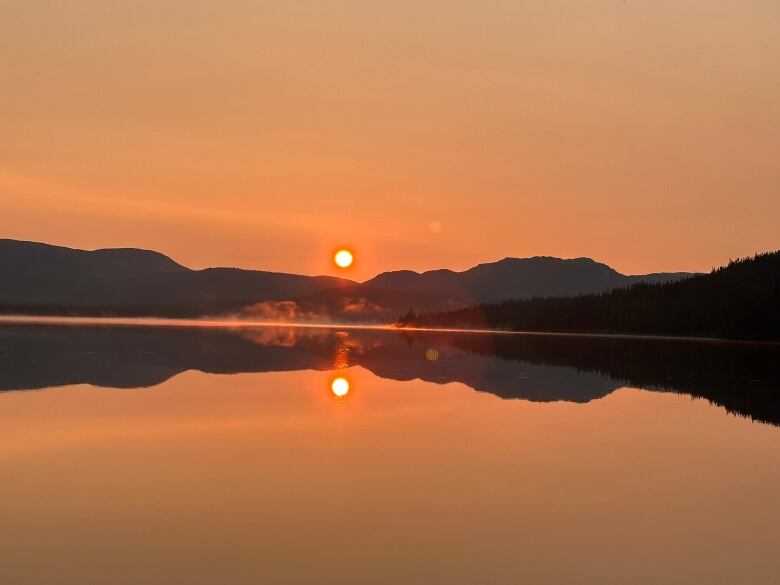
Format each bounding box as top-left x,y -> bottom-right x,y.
397,252 -> 780,341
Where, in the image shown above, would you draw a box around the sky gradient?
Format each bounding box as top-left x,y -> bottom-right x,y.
2,1 -> 779,280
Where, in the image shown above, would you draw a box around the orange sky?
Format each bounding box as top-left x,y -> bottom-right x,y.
2,1 -> 779,280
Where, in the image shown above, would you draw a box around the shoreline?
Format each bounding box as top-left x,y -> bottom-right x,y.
0,314 -> 776,345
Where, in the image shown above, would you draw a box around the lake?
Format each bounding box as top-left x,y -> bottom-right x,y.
1,321 -> 779,584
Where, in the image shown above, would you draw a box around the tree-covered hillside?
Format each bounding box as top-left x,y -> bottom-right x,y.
397,252 -> 780,341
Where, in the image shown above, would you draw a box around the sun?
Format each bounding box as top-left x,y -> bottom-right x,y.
334,249 -> 354,268
330,376 -> 350,398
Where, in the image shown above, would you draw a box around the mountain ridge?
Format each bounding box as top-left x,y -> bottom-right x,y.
0,238 -> 692,320
366,255 -> 690,303
396,251 -> 780,341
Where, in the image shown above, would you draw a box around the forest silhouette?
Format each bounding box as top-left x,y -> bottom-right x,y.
397,252 -> 780,341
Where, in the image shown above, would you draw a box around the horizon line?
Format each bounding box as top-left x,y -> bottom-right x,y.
0,315 -> 775,346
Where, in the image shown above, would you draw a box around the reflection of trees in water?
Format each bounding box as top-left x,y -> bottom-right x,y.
1,324 -> 778,426
404,331 -> 780,426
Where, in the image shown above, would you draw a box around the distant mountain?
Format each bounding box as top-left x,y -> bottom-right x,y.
397,252 -> 780,341
0,239 -> 353,315
0,238 -> 691,320
366,257 -> 690,304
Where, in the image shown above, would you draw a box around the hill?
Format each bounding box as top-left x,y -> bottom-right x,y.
367,256 -> 689,303
0,239 -> 354,316
396,252 -> 780,341
0,238 -> 691,320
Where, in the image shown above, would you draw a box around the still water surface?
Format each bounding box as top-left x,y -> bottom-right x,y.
1,323 -> 779,584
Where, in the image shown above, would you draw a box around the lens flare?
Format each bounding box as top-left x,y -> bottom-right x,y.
334,249 -> 353,268
330,376 -> 350,398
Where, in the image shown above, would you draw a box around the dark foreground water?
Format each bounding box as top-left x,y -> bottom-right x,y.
1,322 -> 779,584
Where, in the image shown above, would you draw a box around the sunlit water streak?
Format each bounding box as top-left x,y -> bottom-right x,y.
0,315 -> 396,331
0,314 -> 539,337
2,314 -> 774,344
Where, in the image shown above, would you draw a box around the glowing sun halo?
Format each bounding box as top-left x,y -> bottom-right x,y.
334,249 -> 354,268
331,377 -> 350,398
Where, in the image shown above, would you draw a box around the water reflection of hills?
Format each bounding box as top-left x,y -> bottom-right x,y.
1,324 -> 778,425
